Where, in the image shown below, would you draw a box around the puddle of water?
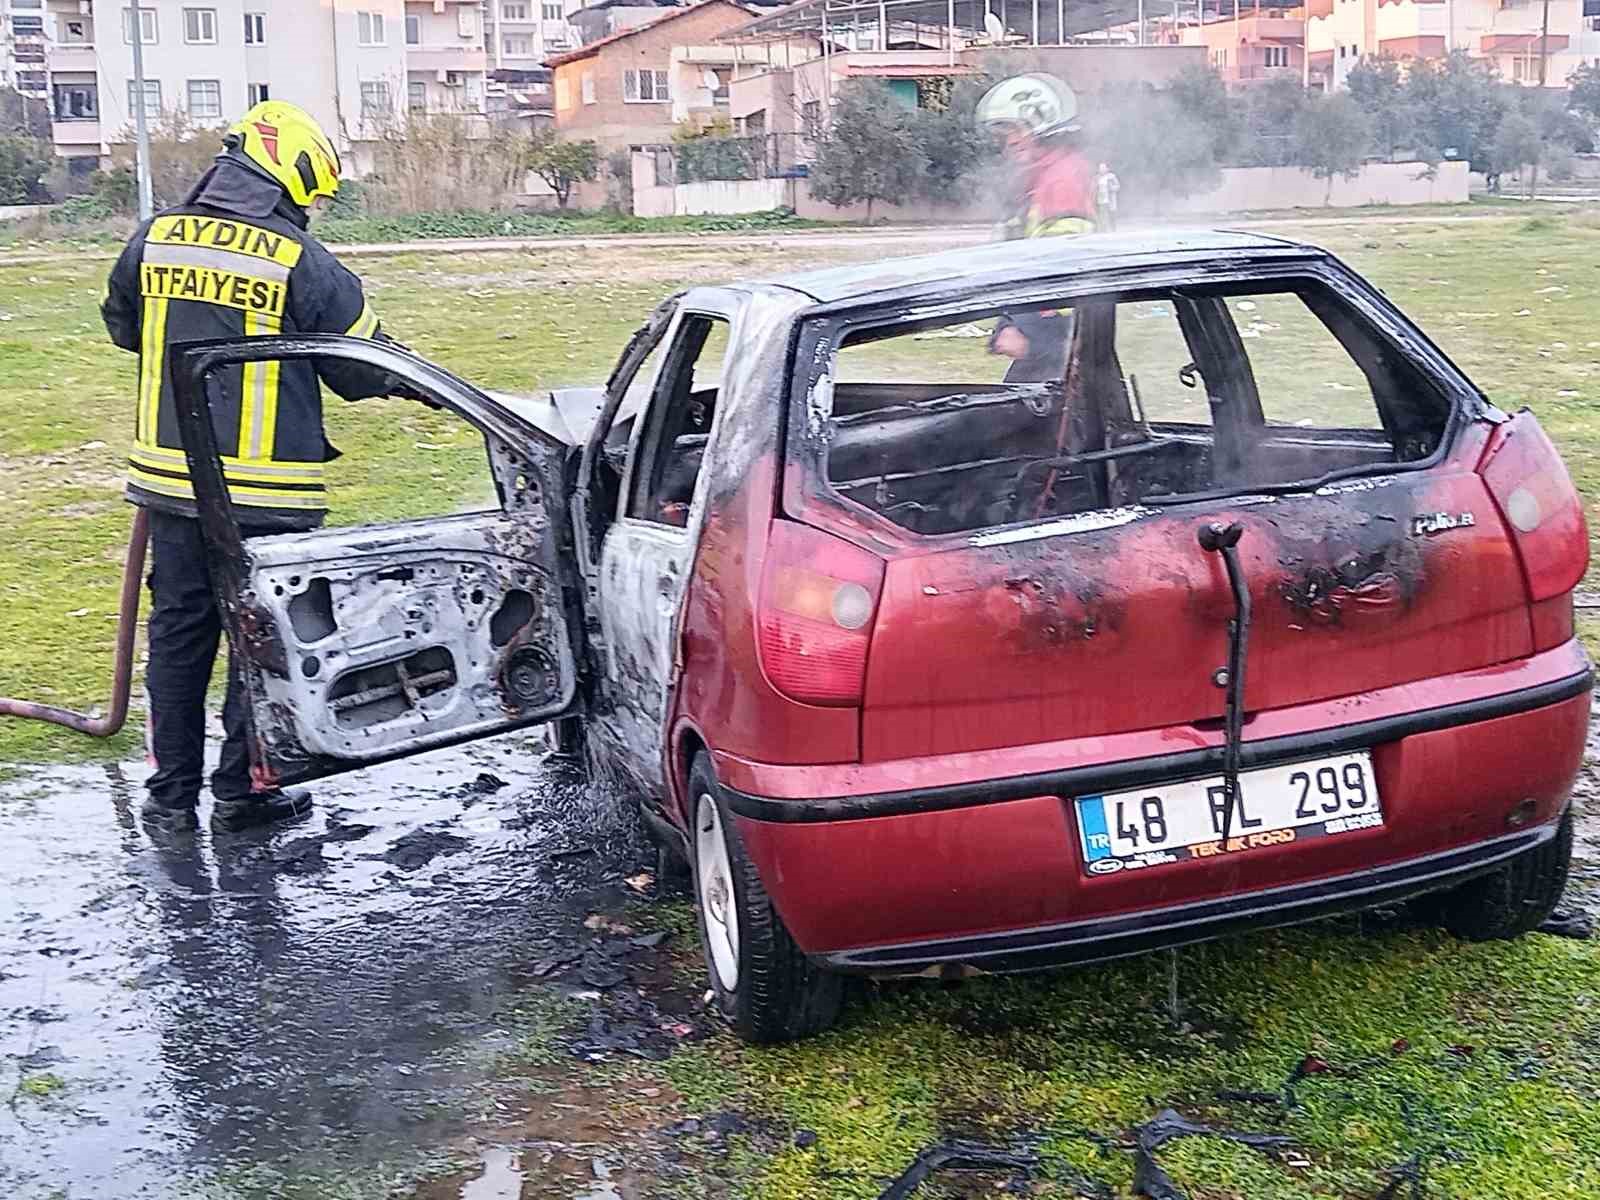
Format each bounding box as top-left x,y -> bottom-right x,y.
0,728 -> 646,1199
461,1146 -> 523,1200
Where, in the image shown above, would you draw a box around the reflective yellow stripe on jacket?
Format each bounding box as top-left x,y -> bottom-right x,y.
130,215 -> 317,510
126,444 -> 328,510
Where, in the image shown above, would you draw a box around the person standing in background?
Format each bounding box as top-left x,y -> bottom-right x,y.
1094,162 -> 1121,232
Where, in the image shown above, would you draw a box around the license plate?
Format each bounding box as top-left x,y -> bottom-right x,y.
1073,751 -> 1382,875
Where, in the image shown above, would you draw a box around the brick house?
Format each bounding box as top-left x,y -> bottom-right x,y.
548,0 -> 752,153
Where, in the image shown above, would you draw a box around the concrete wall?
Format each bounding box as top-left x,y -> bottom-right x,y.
676,177 -> 789,214
630,158 -> 1467,219
1164,159 -> 1469,214
0,203 -> 53,222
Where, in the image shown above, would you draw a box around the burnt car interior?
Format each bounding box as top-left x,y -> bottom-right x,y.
608,312 -> 724,529
821,281 -> 1456,537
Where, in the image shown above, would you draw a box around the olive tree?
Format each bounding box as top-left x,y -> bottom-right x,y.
808,80 -> 923,222
1294,93 -> 1372,204
526,131 -> 600,209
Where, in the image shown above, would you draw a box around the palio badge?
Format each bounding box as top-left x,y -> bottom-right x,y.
1411,511 -> 1475,536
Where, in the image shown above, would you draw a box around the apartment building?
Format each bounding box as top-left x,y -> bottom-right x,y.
479,0 -> 570,122
28,0 -> 532,171
1178,5 -> 1306,86
2,0 -> 50,99
483,0 -> 572,69
1304,0 -> 1596,89
403,0 -> 487,113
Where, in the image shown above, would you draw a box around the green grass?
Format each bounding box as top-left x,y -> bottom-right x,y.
652,919 -> 1600,1198
16,1073 -> 66,1099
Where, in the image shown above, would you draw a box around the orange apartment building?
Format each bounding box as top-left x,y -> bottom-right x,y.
1178,4 -> 1308,85
1165,0 -> 1592,89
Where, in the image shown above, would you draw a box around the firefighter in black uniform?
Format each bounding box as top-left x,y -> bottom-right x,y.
102,100 -> 394,835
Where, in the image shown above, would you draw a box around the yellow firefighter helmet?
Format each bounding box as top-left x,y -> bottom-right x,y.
224,100 -> 342,209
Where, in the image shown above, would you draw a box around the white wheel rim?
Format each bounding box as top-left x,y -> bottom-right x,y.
696,792 -> 740,993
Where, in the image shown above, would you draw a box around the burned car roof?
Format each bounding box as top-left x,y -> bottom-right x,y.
768,229 -> 1320,307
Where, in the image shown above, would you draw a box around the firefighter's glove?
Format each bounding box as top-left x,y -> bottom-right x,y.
386,378 -> 445,411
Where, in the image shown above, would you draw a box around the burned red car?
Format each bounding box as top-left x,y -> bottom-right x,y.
174,231 -> 1591,1043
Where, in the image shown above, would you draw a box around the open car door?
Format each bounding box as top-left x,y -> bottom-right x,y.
171,334 -> 583,788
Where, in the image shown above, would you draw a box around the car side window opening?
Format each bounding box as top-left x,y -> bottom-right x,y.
820,281 -> 1451,537
627,314 -> 729,528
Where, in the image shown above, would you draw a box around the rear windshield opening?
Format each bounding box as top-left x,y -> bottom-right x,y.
819,281 -> 1453,537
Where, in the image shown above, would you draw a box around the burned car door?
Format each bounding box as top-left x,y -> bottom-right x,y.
589,304 -> 733,796
171,334 -> 583,787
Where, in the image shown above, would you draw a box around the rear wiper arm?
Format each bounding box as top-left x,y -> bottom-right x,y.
1198,520 -> 1251,854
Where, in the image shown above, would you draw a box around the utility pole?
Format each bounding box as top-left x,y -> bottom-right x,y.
1537,0 -> 1551,87
129,4 -> 153,220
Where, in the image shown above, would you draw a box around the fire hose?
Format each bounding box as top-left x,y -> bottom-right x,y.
0,507 -> 150,736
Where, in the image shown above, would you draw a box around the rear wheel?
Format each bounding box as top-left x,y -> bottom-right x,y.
688,754 -> 843,1043
1432,811 -> 1573,941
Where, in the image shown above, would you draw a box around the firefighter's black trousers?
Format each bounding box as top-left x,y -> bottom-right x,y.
144,509 -> 260,811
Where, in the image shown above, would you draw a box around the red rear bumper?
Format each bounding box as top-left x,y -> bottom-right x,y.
719,641 -> 1591,970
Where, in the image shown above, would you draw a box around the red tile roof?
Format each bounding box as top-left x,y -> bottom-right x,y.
547,0 -> 754,66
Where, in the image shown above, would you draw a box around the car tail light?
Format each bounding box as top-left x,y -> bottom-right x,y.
1478,410 -> 1589,606
757,520 -> 884,706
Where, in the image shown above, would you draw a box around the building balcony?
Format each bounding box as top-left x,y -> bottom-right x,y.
48,44 -> 95,71
406,45 -> 488,74
51,118 -> 101,146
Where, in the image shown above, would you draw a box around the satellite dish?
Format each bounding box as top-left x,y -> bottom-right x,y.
983,11 -> 1006,41
700,68 -> 721,90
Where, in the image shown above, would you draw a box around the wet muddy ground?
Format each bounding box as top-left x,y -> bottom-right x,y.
4,710 -> 1600,1200
0,732 -> 731,1200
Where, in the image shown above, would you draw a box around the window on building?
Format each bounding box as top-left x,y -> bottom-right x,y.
187,78 -> 222,118
247,82 -> 269,105
582,70 -> 595,103
542,2 -> 562,18
59,18 -> 89,43
360,79 -> 392,117
122,7 -> 158,44
357,11 -> 386,45
244,12 -> 265,43
183,8 -> 217,43
408,79 -> 427,112
405,14 -> 420,43
53,82 -> 98,120
503,2 -> 529,18
622,67 -> 669,102
555,75 -> 570,108
127,79 -> 161,119
16,71 -> 46,92
11,14 -> 43,32
801,98 -> 821,136
1264,45 -> 1288,68
504,34 -> 532,54
457,6 -> 477,37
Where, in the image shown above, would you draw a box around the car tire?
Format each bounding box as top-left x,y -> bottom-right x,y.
1433,810 -> 1573,941
687,753 -> 844,1043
